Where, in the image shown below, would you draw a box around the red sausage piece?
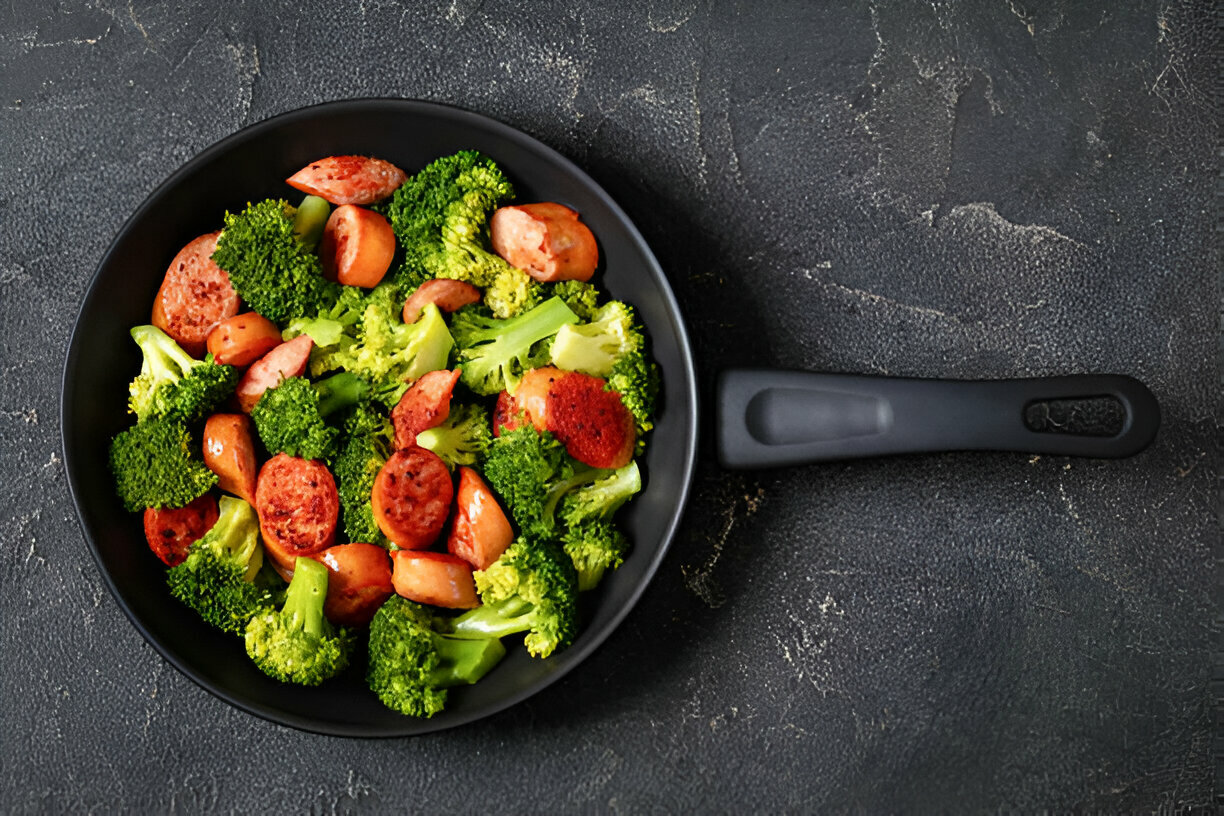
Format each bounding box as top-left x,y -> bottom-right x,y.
489,203 -> 599,283
391,369 -> 461,449
370,447 -> 454,550
545,371 -> 637,469
286,156 -> 407,206
143,494 -> 219,567
314,543 -> 394,627
151,232 -> 240,357
255,453 -> 339,579
235,334 -> 313,413
391,551 -> 480,609
402,279 -> 482,324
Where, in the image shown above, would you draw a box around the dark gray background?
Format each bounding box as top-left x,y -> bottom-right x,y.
2,1 -> 1217,812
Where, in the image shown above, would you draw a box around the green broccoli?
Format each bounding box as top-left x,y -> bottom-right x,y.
414,403 -> 492,469
332,401 -> 393,545
549,280 -> 602,321
282,284 -> 370,376
250,372 -> 370,462
166,496 -> 274,633
126,325 -> 238,423
244,557 -> 351,686
109,417 -> 218,512
383,150 -> 542,318
481,424 -> 573,538
450,296 -> 578,396
309,283 -> 453,405
447,537 -> 579,659
291,194 -> 331,253
558,462 -> 641,591
607,349 -> 660,436
211,198 -> 341,325
367,596 -> 507,718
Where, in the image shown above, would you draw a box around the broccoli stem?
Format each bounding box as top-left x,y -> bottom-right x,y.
448,597 -> 534,640
428,635 -> 507,687
132,324 -> 195,379
283,557 -> 329,639
314,372 -> 371,417
292,195 -> 331,252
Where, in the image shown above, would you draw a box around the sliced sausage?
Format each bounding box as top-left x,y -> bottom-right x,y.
489,202 -> 598,283
492,390 -> 522,438
391,551 -> 480,609
235,334 -> 313,413
447,467 -> 514,570
319,204 -> 395,288
202,413 -> 258,505
545,371 -> 636,469
286,155 -> 407,205
370,446 -> 454,550
206,312 -> 282,367
151,232 -> 240,357
143,494 -> 219,567
314,543 -> 394,627
402,279 -> 482,324
510,365 -> 563,432
391,369 -> 461,449
255,453 -> 339,578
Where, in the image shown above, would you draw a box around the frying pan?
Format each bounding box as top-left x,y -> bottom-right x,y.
61,99 -> 1159,737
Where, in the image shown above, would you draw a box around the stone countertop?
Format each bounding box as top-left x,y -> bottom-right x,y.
1,1 -> 1216,811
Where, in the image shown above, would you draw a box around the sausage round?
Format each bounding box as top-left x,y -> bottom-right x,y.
143,493 -> 219,567
370,447 -> 454,549
255,453 -> 339,577
151,232 -> 240,357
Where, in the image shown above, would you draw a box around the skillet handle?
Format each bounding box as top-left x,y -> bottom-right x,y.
716,369 -> 1160,469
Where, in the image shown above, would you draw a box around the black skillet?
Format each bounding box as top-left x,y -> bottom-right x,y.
61,99 -> 1158,737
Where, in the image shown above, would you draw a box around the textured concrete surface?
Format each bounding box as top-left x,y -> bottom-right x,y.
1,1 -> 1217,811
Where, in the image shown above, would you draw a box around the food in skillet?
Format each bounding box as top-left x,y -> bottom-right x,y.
106,151 -> 660,717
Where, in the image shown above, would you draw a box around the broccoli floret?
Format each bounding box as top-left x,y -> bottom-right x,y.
244,557 -> 352,686
109,417 -> 218,512
549,301 -> 641,378
448,537 -> 579,658
166,496 -> 274,633
607,349 -> 660,436
481,424 -> 572,538
367,596 -> 506,718
126,325 -> 238,423
549,280 -> 601,321
282,284 -> 371,376
332,402 -> 393,545
451,296 -> 578,396
311,284 -> 453,405
384,150 -> 542,318
562,520 -> 628,592
414,403 -> 492,469
558,462 -> 641,590
211,198 -> 341,325
250,372 -> 370,462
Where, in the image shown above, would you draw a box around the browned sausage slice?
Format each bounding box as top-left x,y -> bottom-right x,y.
391,369 -> 461,449
152,232 -> 240,357
370,446 -> 454,550
255,453 -> 339,578
235,334 -> 313,413
143,494 -> 219,567
489,203 -> 599,283
401,279 -> 482,324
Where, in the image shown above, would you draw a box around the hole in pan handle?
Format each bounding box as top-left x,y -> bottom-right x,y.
715,370 -> 1161,469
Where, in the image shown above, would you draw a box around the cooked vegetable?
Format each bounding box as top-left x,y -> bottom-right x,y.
415,403 -> 492,469
559,462 -> 640,591
331,402 -> 393,546
166,496 -> 272,633
109,416 -> 218,512
447,537 -> 579,659
126,325 -> 238,424
383,150 -> 541,317
480,423 -> 570,538
250,372 -> 369,462
450,296 -> 578,396
291,195 -> 331,252
244,556 -> 352,685
367,596 -> 507,718
211,198 -> 341,325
